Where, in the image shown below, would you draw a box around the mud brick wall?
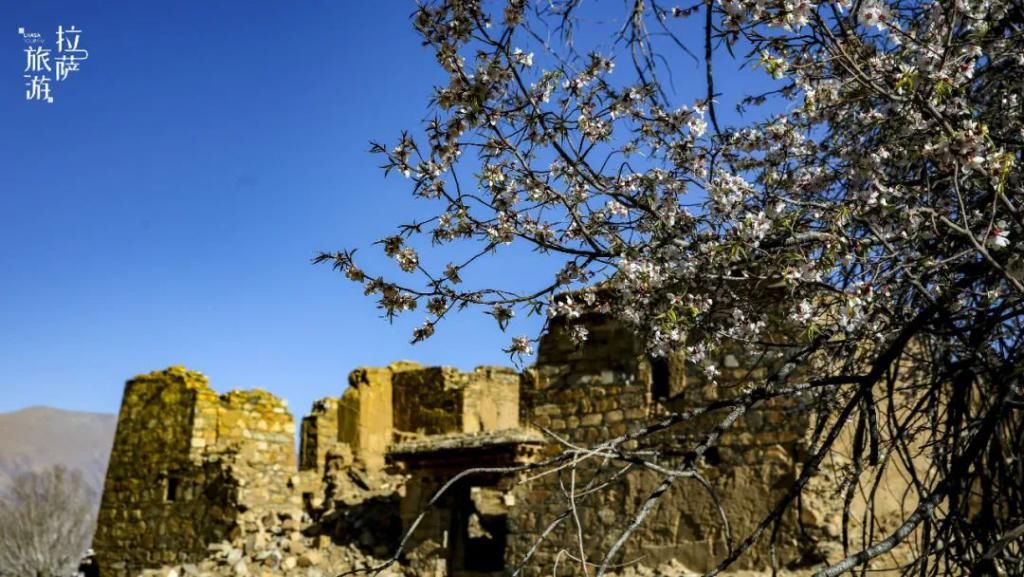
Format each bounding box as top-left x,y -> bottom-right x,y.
459,366 -> 520,433
93,367 -> 298,577
507,315 -> 650,576
340,362 -> 422,471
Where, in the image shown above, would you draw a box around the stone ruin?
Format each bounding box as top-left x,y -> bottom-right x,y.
93,314 -> 919,577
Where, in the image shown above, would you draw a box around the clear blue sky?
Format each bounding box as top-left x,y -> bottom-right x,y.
1,1 -> 768,419
0,0 -> 554,418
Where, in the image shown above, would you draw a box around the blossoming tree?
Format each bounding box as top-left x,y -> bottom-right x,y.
319,1 -> 1023,574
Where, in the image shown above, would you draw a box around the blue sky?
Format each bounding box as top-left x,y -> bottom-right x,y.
1,0 -> 533,417
1,1 -> 771,419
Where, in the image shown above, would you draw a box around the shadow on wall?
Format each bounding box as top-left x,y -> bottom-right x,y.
314,493 -> 403,558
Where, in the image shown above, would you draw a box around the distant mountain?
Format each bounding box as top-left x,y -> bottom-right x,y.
0,406 -> 117,501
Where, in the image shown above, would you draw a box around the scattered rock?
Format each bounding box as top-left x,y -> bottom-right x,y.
298,550 -> 322,567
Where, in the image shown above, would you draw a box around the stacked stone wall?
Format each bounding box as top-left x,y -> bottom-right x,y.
215,389 -> 297,514
507,315 -> 651,575
392,367 -> 464,436
506,316 -> 818,575
94,368 -> 231,576
93,367 -> 299,577
392,366 -> 521,437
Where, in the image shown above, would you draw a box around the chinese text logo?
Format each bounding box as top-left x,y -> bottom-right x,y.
19,25 -> 89,103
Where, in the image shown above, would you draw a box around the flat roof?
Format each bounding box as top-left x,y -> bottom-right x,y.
388,428 -> 546,457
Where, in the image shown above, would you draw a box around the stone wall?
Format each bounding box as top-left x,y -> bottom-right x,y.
94,317 -> 923,577
215,389 -> 297,515
93,367 -> 299,577
388,432 -> 543,577
95,361 -> 527,577
392,366 -> 520,437
339,362 -> 420,471
300,397 -> 340,472
505,315 -> 819,575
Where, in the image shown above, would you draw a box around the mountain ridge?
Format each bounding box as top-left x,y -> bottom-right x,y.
0,405 -> 118,501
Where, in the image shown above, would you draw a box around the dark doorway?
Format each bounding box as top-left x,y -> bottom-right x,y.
447,483 -> 508,576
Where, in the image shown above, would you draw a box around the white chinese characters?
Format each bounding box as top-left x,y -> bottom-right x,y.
20,25 -> 89,103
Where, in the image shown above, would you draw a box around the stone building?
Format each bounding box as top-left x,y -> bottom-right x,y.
505,314 -> 817,574
93,315 -> 916,577
93,367 -> 298,576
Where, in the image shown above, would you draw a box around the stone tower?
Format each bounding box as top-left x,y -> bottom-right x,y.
93,367 -> 297,577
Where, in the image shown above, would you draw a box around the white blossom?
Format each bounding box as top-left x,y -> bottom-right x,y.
859,0 -> 891,31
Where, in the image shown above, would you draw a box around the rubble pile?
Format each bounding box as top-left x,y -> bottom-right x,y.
137,508 -> 406,577
607,559 -> 817,577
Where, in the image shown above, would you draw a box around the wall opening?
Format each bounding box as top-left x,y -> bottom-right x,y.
650,355 -> 671,401
164,474 -> 181,503
447,484 -> 507,576
704,446 -> 722,466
